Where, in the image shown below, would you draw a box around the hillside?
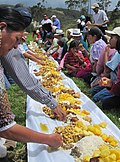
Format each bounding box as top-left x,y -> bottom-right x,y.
29,7 -> 120,33
1,4 -> 119,31
31,7 -> 83,31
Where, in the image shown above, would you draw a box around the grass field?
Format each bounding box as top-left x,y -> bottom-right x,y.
7,75 -> 120,161
7,84 -> 27,162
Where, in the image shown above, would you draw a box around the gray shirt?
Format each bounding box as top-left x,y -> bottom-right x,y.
1,48 -> 57,109
92,9 -> 108,27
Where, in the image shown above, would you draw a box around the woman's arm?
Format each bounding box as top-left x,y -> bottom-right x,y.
0,124 -> 63,148
23,52 -> 44,64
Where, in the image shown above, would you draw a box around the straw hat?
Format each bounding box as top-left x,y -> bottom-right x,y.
105,27 -> 120,37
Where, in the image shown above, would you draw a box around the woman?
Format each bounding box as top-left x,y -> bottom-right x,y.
0,7 -> 63,149
83,27 -> 107,85
97,27 -> 120,109
87,27 -> 107,72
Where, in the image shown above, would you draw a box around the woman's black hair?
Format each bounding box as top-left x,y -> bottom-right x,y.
57,40 -> 64,47
0,7 -> 30,31
87,27 -> 108,43
116,35 -> 120,53
14,7 -> 32,27
46,32 -> 54,39
69,40 -> 79,50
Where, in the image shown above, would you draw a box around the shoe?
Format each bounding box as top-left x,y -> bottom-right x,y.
0,155 -> 9,162
4,140 -> 16,151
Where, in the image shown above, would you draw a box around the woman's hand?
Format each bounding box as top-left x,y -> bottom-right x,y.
52,105 -> 67,121
66,64 -> 78,73
105,44 -> 111,56
79,45 -> 85,53
47,133 -> 63,149
45,51 -> 50,57
99,77 -> 112,88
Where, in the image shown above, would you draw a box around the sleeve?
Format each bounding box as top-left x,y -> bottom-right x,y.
102,10 -> 109,21
109,64 -> 120,96
0,62 -> 16,132
53,20 -> 58,26
18,44 -> 26,54
59,53 -> 67,69
1,49 -> 57,109
106,52 -> 120,71
96,49 -> 105,75
90,45 -> 99,61
64,53 -> 69,67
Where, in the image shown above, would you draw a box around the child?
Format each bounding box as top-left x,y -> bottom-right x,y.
52,40 -> 64,61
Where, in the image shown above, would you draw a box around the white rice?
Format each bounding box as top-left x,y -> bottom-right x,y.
75,135 -> 104,159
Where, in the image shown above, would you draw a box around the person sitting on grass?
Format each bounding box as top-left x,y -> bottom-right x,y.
92,27 -> 120,109
63,40 -> 92,77
44,32 -> 58,52
51,40 -> 64,62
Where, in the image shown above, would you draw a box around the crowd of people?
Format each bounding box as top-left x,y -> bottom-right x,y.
0,2 -> 120,161
31,3 -> 120,111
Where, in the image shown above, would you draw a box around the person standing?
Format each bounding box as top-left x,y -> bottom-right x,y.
0,6 -> 65,157
41,14 -> 53,41
91,3 -> 109,34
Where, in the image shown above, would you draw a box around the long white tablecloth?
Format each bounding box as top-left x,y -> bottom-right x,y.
26,60 -> 120,162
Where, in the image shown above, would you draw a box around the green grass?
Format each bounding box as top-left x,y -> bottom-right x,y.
7,84 -> 26,162
8,84 -> 26,126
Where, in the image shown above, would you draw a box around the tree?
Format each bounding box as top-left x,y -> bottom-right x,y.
37,0 -> 47,8
96,0 -> 111,12
31,0 -> 48,21
116,0 -> 120,9
65,0 -> 88,11
109,0 -> 120,27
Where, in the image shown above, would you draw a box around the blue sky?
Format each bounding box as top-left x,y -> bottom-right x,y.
0,0 -> 118,11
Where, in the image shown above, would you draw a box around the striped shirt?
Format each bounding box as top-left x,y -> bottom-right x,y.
1,49 -> 57,109
64,51 -> 84,72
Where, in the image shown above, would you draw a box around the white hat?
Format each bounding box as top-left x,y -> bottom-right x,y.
51,15 -> 56,19
54,29 -> 64,35
38,25 -> 42,28
77,19 -> 81,23
91,3 -> 99,9
36,30 -> 39,34
70,29 -> 82,37
105,27 -> 120,37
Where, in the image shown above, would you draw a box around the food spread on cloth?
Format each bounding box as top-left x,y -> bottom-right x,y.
28,42 -> 120,162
